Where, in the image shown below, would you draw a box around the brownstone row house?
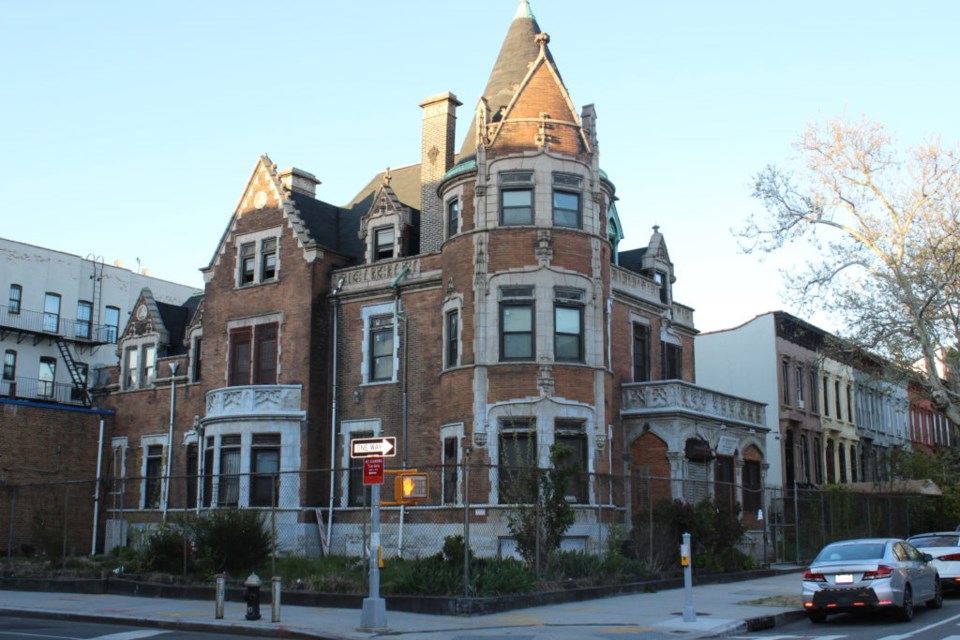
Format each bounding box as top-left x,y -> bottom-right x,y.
95,0 -> 769,557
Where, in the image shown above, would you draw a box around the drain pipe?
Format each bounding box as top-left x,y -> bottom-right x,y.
90,416 -> 105,555
391,267 -> 410,558
163,362 -> 178,522
326,276 -> 345,555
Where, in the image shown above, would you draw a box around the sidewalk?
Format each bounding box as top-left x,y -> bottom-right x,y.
0,570 -> 808,639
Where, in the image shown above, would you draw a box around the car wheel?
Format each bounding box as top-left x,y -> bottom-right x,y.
807,610 -> 827,624
928,578 -> 944,610
898,584 -> 914,622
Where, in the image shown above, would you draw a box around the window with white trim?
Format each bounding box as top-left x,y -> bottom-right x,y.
446,199 -> 460,238
555,419 -> 587,503
369,315 -> 395,382
554,288 -> 584,362
445,309 -> 459,368
500,286 -> 534,361
140,443 -> 164,509
7,284 -> 21,315
250,434 -> 281,507
236,230 -> 281,286
218,435 -> 241,507
552,173 -> 582,228
498,417 -> 536,504
75,301 -> 92,339
104,306 -> 120,343
499,171 -> 534,225
373,227 -> 395,261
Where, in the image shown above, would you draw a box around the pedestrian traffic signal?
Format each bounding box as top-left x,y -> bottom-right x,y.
396,472 -> 428,501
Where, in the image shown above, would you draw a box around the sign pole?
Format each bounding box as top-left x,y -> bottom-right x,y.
360,479 -> 386,629
682,531 -> 696,622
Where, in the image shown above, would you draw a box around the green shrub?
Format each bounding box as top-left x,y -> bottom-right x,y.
143,525 -> 191,575
473,557 -> 536,595
193,509 -> 272,575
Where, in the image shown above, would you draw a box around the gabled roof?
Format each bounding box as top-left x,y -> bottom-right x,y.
460,0 -> 556,155
345,163 -> 422,211
205,155 -> 375,275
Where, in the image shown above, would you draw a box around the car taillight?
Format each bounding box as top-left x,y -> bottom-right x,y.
938,553 -> 960,561
803,569 -> 826,582
862,565 -> 894,580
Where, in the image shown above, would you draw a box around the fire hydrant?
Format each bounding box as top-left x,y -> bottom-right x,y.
244,573 -> 262,620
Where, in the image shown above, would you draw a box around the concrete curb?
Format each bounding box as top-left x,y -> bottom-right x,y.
702,609 -> 808,638
0,607 -> 338,640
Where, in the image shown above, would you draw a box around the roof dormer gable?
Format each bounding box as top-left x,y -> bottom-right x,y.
359,172 -> 417,263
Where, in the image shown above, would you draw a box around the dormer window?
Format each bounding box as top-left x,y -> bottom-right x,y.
236,230 -> 281,287
654,270 -> 669,304
373,227 -> 395,261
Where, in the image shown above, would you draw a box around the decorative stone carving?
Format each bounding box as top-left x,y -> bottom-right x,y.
538,361 -> 555,397
536,229 -> 553,265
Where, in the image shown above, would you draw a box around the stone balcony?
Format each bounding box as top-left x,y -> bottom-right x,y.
204,384 -> 305,423
611,266 -> 695,329
621,380 -> 767,430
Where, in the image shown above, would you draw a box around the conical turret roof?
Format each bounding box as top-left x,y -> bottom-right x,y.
459,0 -> 557,155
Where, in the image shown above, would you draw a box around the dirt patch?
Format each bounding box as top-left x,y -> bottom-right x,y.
739,594 -> 804,608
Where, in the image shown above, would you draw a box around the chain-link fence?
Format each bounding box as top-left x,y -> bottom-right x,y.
1,480 -> 99,563
3,465 -> 953,583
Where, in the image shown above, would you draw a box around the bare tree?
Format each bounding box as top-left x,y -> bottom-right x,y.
741,117 -> 960,426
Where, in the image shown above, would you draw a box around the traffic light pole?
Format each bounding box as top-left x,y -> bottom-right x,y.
360,483 -> 386,630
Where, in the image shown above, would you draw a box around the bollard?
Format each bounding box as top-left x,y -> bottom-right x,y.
271,576 -> 281,623
215,574 -> 225,619
244,573 -> 262,621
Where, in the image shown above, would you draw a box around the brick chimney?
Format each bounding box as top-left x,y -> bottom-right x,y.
419,92 -> 462,252
278,167 -> 320,198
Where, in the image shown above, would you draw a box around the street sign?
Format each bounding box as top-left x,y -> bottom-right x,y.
351,436 -> 397,458
363,456 -> 385,485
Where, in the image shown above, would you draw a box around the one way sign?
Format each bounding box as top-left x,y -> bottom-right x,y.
350,436 -> 397,458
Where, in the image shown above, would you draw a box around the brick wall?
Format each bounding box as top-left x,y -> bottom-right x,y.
0,401 -> 111,555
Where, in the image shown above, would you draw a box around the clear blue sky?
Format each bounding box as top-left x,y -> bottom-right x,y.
3,0 -> 958,332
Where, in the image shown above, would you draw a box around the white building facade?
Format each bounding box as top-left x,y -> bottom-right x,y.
1,237 -> 201,406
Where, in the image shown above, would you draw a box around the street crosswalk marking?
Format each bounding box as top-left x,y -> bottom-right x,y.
728,636 -> 847,640
91,632 -> 170,640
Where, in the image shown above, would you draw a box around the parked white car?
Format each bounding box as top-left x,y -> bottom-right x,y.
906,531 -> 960,592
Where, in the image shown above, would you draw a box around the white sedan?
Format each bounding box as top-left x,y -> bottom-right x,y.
802,538 -> 942,623
907,532 -> 960,592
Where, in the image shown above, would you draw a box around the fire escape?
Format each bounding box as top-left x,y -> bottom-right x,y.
0,257 -> 108,407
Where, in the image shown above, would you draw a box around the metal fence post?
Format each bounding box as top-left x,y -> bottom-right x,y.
61,484 -> 69,568
462,458 -> 470,598
6,487 -> 16,562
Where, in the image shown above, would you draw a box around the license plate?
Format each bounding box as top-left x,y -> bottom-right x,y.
835,574 -> 854,584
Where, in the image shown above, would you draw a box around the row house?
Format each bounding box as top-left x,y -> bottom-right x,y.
94,0 -> 767,556
696,311 -> 941,497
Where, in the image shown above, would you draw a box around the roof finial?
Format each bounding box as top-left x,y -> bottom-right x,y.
535,32 -> 550,50
653,225 -> 661,234
383,167 -> 392,186
515,0 -> 534,20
